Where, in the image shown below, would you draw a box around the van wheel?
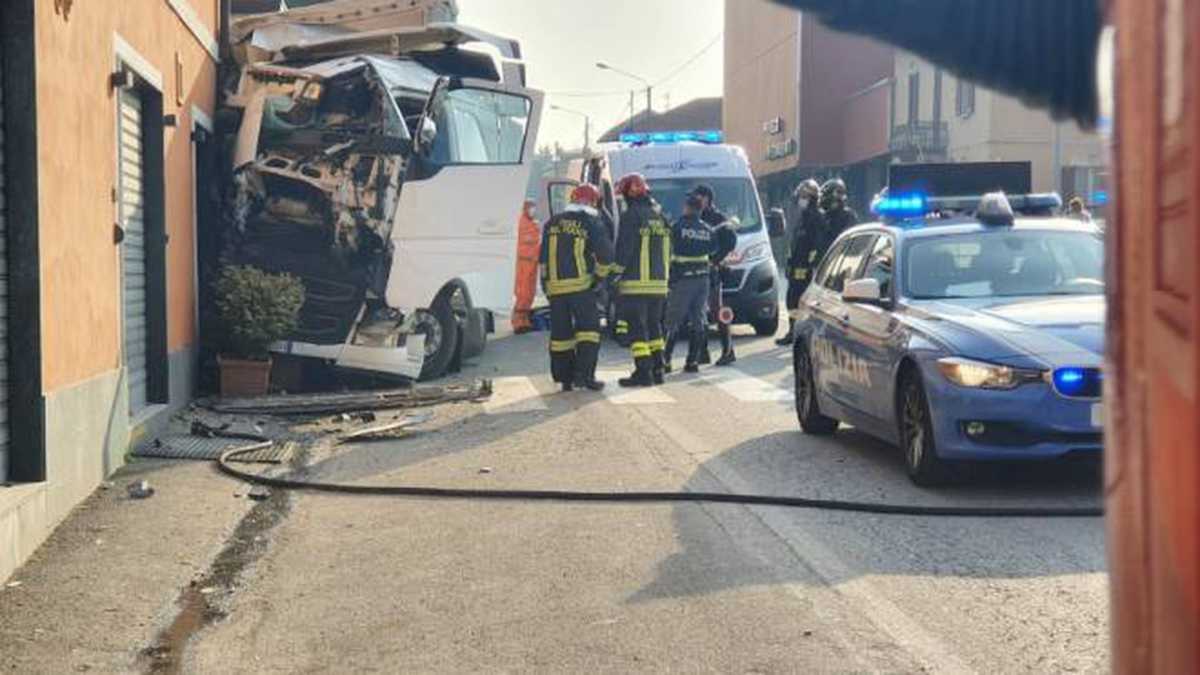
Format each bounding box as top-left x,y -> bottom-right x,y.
415,297 -> 460,381
753,316 -> 779,337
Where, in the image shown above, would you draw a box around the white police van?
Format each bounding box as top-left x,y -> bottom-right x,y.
549,131 -> 781,336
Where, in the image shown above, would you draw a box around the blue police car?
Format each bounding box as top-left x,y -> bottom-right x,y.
791,192 -> 1104,485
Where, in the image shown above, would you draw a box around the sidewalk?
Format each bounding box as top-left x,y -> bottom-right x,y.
0,458 -> 260,673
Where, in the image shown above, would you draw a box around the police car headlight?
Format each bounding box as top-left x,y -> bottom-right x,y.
936,357 -> 1022,389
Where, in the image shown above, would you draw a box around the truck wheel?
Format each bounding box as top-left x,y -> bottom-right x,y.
753,316 -> 779,337
415,297 -> 460,381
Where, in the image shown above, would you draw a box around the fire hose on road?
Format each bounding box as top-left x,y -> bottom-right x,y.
217,444 -> 1103,519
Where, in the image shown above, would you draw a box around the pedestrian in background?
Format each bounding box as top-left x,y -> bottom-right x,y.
539,185 -> 614,392
512,199 -> 541,334
1066,195 -> 1093,223
664,193 -> 717,373
613,173 -> 671,387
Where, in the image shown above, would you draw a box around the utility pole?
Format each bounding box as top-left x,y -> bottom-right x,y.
550,104 -> 591,151
598,62 -> 653,128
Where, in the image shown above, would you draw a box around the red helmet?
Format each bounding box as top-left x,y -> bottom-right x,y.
569,183 -> 602,206
616,173 -> 649,199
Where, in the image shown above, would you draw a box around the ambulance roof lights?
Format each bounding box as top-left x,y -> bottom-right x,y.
619,130 -> 724,145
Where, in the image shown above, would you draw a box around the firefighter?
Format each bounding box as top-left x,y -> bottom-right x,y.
539,184 -> 614,392
612,173 -> 671,387
512,199 -> 541,334
776,179 -> 824,346
664,193 -> 717,373
820,178 -> 858,244
690,184 -> 738,367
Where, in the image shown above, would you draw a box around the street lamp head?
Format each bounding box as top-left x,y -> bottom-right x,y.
596,62 -> 611,70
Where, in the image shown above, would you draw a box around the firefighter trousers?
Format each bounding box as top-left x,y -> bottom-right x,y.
620,295 -> 666,372
549,289 -> 601,384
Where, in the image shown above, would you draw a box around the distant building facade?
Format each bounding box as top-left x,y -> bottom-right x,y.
724,0 -> 1108,215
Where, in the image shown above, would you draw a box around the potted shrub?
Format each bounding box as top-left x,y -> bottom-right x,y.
214,265 -> 305,397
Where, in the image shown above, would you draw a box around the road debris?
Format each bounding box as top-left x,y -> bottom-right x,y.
208,379 -> 492,415
478,467 -> 493,475
126,480 -> 155,500
5,580 -> 22,589
339,412 -> 434,442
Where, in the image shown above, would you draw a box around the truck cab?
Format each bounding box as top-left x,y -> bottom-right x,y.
222,4 -> 543,380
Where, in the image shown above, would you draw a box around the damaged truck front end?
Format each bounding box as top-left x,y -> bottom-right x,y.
223,13 -> 542,380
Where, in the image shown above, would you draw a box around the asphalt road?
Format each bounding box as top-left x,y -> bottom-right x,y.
189,327 -> 1108,674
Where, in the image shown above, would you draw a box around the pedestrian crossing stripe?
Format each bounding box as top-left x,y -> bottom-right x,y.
483,376 -> 550,413
483,368 -> 792,413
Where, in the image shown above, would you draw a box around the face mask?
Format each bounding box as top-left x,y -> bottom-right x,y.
798,198 -> 810,209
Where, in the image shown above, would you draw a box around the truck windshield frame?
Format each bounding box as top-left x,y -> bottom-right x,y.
427,87 -> 532,167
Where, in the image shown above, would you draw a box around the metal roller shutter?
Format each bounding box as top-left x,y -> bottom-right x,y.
119,88 -> 148,415
0,46 -> 8,480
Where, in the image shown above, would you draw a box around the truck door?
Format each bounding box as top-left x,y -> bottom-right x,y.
386,78 -> 545,314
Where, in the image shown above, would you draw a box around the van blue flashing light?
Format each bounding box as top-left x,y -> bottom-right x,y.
872,192 -> 928,219
619,130 -> 723,145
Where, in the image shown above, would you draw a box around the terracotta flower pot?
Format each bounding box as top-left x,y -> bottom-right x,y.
218,355 -> 272,397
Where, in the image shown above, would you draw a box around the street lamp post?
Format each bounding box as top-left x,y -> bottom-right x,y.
596,62 -> 652,123
550,104 -> 591,150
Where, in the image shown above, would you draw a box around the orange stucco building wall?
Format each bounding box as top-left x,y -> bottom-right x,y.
34,0 -> 218,393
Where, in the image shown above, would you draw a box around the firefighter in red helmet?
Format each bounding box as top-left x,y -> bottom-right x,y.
539,183 -> 614,391
612,173 -> 672,387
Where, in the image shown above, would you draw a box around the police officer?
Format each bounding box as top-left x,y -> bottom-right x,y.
690,184 -> 738,367
664,193 -> 716,373
539,184 -> 614,392
820,178 -> 858,245
613,173 -> 671,387
776,179 -> 824,346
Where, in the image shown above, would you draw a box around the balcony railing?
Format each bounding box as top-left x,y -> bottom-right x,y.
890,121 -> 949,157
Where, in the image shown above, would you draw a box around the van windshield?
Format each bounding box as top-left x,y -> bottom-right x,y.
647,177 -> 763,233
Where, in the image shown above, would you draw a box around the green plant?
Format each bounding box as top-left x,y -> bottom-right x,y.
214,265 -> 305,359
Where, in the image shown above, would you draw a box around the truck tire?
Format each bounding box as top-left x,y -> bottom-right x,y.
416,297 -> 460,381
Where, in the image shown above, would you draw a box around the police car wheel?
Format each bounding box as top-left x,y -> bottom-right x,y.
899,374 -> 952,486
415,298 -> 460,381
793,343 -> 838,435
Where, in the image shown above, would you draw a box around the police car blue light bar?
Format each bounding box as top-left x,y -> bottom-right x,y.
871,191 -> 1064,221
871,193 -> 928,218
618,130 -> 724,145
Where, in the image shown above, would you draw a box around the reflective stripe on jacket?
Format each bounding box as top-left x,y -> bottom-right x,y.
538,205 -> 615,297
614,197 -> 671,296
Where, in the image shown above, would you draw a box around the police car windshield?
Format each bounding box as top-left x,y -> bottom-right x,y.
647,178 -> 763,233
904,229 -> 1103,300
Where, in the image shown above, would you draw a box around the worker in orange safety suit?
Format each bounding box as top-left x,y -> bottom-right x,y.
512,199 -> 541,334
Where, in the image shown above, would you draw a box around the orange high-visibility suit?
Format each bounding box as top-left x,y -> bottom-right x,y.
512,200 -> 541,333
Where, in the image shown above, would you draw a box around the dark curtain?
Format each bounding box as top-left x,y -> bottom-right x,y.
769,0 -> 1104,128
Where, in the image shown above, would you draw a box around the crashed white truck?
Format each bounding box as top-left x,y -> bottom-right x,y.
222,5 -> 543,380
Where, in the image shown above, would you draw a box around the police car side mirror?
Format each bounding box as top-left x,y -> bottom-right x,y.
767,208 -> 786,238
843,278 -> 883,304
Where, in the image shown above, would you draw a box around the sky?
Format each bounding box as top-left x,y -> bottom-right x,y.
458,0 -> 725,151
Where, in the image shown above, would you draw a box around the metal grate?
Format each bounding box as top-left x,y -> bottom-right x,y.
133,435 -> 294,464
